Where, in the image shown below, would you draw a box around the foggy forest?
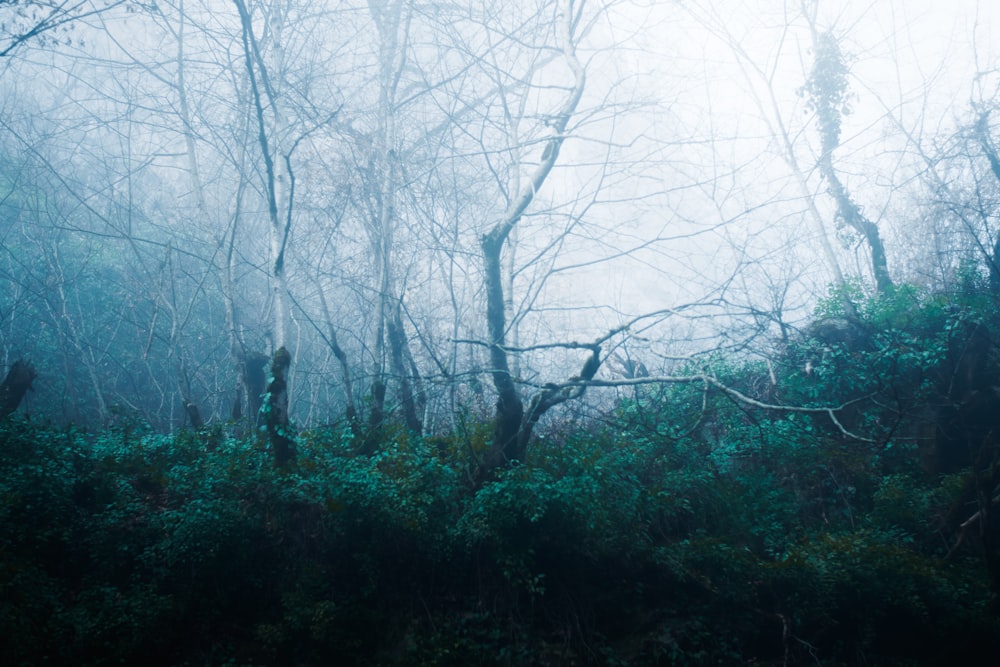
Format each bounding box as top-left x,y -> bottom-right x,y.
3,0 -> 1000,664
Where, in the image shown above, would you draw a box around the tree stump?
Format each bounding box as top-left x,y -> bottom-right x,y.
1,359 -> 36,418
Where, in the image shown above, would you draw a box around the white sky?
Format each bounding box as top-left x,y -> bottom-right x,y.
539,0 -> 1000,338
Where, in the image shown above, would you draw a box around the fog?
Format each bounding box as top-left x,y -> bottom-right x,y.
1,0 -> 997,431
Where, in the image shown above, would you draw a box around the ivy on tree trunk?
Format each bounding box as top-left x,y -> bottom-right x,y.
264,347 -> 295,468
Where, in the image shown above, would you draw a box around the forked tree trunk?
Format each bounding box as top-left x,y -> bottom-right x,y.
477,0 -> 587,481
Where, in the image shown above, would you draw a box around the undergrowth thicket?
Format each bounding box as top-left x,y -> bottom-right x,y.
3,284 -> 1000,665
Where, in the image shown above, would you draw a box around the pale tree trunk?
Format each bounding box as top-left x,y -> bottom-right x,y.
505,120 -> 523,382
172,0 -> 208,426
176,0 -> 208,217
266,2 -> 291,351
223,132 -> 257,422
265,5 -> 293,458
234,0 -> 295,465
366,0 -> 423,438
233,0 -> 292,351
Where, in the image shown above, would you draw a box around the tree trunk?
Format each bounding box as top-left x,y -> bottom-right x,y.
360,379 -> 386,456
481,230 -> 525,474
315,284 -> 362,437
476,0 -> 586,481
238,352 -> 270,424
264,347 -> 295,468
366,0 -> 423,442
234,0 -> 293,350
805,27 -> 893,294
387,300 -> 423,434
819,159 -> 894,293
0,359 -> 36,418
183,398 -> 204,429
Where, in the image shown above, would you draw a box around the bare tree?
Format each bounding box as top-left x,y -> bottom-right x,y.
471,0 -> 594,476
230,0 -> 313,463
358,0 -> 424,437
8,0 -> 970,451
680,3 -> 855,308
0,0 -> 128,59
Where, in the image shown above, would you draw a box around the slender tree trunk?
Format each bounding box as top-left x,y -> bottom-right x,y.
367,0 -> 423,438
818,155 -> 894,293
234,0 -> 295,460
706,5 -> 851,302
315,284 -> 360,432
804,23 -> 893,294
387,300 -> 422,433
233,0 -> 292,351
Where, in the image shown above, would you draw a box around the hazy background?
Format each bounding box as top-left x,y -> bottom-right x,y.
1,0 -> 997,430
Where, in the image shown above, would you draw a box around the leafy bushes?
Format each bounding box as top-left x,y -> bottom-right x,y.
3,284 -> 1000,664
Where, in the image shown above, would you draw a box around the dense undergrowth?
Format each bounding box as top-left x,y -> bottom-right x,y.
3,284 -> 1000,665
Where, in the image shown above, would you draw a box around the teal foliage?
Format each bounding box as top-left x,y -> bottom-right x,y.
3,283 -> 1000,665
